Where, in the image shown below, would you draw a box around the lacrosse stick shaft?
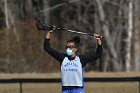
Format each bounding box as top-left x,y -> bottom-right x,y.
57,28 -> 102,38
57,28 -> 94,36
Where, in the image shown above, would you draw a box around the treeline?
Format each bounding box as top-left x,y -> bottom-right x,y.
0,0 -> 140,73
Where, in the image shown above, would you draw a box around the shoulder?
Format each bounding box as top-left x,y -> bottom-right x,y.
77,55 -> 87,67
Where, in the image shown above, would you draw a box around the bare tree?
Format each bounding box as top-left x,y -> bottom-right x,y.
96,0 -> 120,71
4,0 -> 9,29
133,0 -> 140,71
0,0 -> 140,72
124,0 -> 133,72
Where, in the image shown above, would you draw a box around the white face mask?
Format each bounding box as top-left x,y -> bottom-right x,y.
66,48 -> 73,56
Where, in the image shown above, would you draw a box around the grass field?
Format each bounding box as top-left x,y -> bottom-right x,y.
0,71 -> 139,93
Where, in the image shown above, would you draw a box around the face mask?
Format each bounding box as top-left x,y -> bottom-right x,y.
66,48 -> 73,56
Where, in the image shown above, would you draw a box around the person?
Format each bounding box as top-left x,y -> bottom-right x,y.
44,26 -> 103,93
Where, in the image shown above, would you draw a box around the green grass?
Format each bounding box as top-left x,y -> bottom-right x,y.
0,72 -> 139,93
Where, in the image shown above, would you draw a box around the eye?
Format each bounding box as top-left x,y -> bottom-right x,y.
66,46 -> 76,49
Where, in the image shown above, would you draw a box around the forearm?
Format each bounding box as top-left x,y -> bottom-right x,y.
95,37 -> 102,58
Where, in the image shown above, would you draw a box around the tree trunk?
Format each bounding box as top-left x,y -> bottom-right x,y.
96,0 -> 120,71
43,0 -> 50,24
25,0 -> 33,18
124,0 -> 133,72
4,0 -> 9,29
133,0 -> 140,71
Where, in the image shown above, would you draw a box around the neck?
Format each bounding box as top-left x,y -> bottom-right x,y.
68,54 -> 76,60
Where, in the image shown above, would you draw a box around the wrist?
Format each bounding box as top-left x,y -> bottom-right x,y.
96,39 -> 102,45
46,32 -> 51,39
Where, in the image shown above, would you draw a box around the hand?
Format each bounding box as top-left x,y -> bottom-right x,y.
46,25 -> 56,39
48,25 -> 56,33
94,33 -> 102,39
93,33 -> 102,45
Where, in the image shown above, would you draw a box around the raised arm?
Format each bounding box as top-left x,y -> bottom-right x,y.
44,27 -> 65,62
79,33 -> 103,67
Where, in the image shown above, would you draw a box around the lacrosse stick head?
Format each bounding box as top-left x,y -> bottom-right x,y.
36,20 -> 53,31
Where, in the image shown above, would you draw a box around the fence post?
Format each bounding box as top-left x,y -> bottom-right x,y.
139,81 -> 140,93
20,82 -> 22,93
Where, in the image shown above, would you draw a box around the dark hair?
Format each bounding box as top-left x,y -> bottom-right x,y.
67,36 -> 80,48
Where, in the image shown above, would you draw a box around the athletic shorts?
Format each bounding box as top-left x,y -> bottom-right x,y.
62,86 -> 84,93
